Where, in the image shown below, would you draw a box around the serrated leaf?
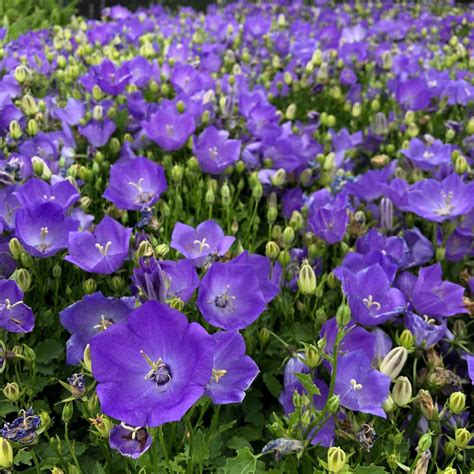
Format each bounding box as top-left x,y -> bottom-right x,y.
35,339 -> 64,364
294,372 -> 320,397
0,402 -> 17,417
191,429 -> 209,465
223,447 -> 258,474
14,449 -> 33,466
262,373 -> 281,398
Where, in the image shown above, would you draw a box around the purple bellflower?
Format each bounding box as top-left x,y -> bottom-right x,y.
170,220 -> 235,267
103,156 -> 167,211
60,291 -> 135,365
90,301 -> 214,427
15,202 -> 79,258
79,118 -> 116,148
0,280 -> 35,333
65,216 -> 131,274
109,424 -> 152,459
205,331 -> 259,404
194,126 -> 241,175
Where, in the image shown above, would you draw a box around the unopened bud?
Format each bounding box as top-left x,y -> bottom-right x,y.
466,117 -> 474,135
271,169 -> 286,187
62,402 -> 73,424
265,241 -> 280,261
3,382 -> 20,402
14,268 -> 31,292
454,428 -> 471,448
335,304 -> 351,327
398,329 -> 414,350
0,438 -> 13,468
379,347 -> 408,380
418,432 -> 432,451
110,275 -> 125,293
304,345 -> 320,368
83,345 -> 92,373
327,394 -> 340,414
297,260 -> 316,295
9,120 -> 22,140
383,394 -> 396,413
392,377 -> 412,407
448,392 -> 466,414
285,103 -> 296,121
455,155 -> 468,174
327,447 -> 347,473
31,156 -> 52,179
282,227 -> 295,247
9,238 -> 24,260
92,85 -> 103,101
83,278 -> 97,294
278,249 -> 291,267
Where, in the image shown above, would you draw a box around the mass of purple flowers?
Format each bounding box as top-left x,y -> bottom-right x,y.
0,0 -> 473,472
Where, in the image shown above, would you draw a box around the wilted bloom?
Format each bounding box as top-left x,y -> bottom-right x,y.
406,174 -> 474,223
334,350 -> 391,418
194,126 -> 241,175
15,202 -> 78,258
79,118 -> 116,148
103,156 -> 167,210
60,291 -> 135,365
2,408 -> 41,444
142,107 -> 195,151
109,424 -> 152,459
0,280 -> 35,333
170,220 -> 235,267
67,373 -> 86,398
197,262 -> 266,330
90,301 -> 214,427
205,331 -> 259,404
65,216 -> 131,274
261,438 -> 304,462
411,263 -> 467,318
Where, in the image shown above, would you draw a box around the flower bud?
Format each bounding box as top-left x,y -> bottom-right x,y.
9,120 -> 22,140
267,206 -> 278,224
335,304 -> 351,327
252,182 -> 263,200
327,447 -> 347,473
14,66 -> 27,83
220,183 -> 231,206
304,345 -> 320,368
290,211 -> 303,231
282,227 -> 295,247
14,268 -> 31,293
110,275 -> 125,293
297,260 -> 316,295
83,278 -> 97,294
392,377 -> 412,407
171,164 -> 183,184
9,238 -> 24,260
31,156 -> 52,180
278,249 -> 291,267
383,394 -> 396,413
20,252 -> 34,268
3,382 -> 20,402
442,467 -> 457,474
445,440 -> 456,456
92,85 -> 103,101
62,402 -> 73,423
327,394 -> 340,414
265,241 -> 280,261
398,329 -> 414,350
21,94 -> 39,116
285,104 -> 296,121
379,347 -> 408,380
258,327 -> 270,346
52,264 -> 62,279
83,345 -> 92,373
455,155 -> 468,174
26,118 -> 39,136
0,438 -> 13,468
205,187 -> 215,205
89,415 -> 113,438
454,428 -> 471,448
168,297 -> 184,312
271,169 -> 286,187
448,392 -> 466,414
155,244 -> 169,258
466,117 -> 474,135
351,102 -> 361,118
418,432 -> 432,451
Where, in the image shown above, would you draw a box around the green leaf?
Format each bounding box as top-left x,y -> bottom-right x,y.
0,402 -> 17,417
191,429 -> 209,465
227,436 -> 252,450
352,466 -> 388,474
13,449 -> 33,467
35,339 -> 64,364
262,373 -> 281,398
223,447 -> 258,474
294,372 -> 320,397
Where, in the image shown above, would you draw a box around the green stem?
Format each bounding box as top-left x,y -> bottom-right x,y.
64,422 -> 81,470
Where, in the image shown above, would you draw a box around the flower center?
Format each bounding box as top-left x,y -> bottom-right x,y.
435,191 -> 454,216
166,124 -> 174,137
211,286 -> 236,312
3,299 -> 23,311
362,294 -> 381,311
208,146 -> 219,160
95,241 -> 112,257
93,314 -> 114,331
141,352 -> 172,388
193,238 -> 210,255
212,368 -> 227,383
350,378 -> 363,391
422,150 -> 434,160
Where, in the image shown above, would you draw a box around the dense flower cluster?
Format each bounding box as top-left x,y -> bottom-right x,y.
0,0 -> 472,472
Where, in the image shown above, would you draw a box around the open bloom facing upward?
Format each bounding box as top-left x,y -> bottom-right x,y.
90,301 -> 214,427
170,220 -> 235,267
60,292 -> 135,365
15,202 -> 78,258
103,156 -> 167,211
334,350 -> 391,418
406,173 -> 474,223
197,262 -> 266,330
65,216 -> 131,274
205,331 -> 259,404
194,126 -> 241,175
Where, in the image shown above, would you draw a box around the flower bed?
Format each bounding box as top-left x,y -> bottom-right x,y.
0,1 -> 473,472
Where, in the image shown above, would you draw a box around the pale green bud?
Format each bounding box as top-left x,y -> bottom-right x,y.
380,347 -> 408,380
297,260 -> 316,295
327,447 -> 347,473
392,376 -> 412,407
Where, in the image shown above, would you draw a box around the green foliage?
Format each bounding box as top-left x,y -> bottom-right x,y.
0,0 -> 77,40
